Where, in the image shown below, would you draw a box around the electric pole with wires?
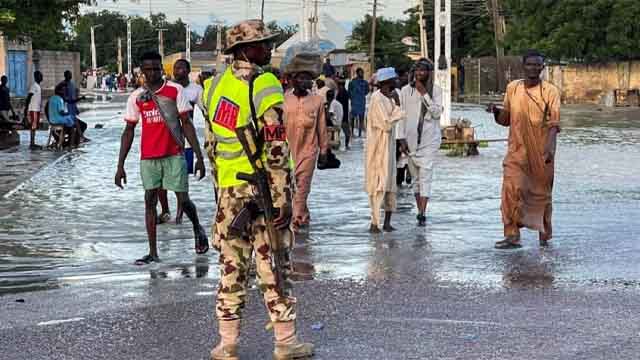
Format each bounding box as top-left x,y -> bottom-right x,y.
369,0 -> 377,72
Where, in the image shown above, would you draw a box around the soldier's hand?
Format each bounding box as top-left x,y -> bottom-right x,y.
115,167 -> 127,189
195,158 -> 206,180
273,204 -> 292,230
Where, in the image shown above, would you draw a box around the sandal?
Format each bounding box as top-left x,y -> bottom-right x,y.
156,212 -> 171,224
416,214 -> 427,227
539,232 -> 551,247
194,225 -> 209,255
135,254 -> 159,265
494,239 -> 522,249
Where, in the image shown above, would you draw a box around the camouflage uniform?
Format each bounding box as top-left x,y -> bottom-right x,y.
208,60 -> 296,323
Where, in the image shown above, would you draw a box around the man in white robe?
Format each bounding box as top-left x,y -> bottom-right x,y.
365,67 -> 406,233
397,58 -> 443,227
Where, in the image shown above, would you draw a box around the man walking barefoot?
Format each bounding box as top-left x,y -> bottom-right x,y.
115,51 -> 209,265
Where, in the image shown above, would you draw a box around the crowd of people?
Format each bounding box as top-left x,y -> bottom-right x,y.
110,17 -> 560,360
0,70 -> 89,150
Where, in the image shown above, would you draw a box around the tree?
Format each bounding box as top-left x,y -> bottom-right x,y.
502,0 -> 640,62
348,15 -> 412,70
72,10 -> 128,70
195,24 -> 227,52
0,0 -> 103,50
266,21 -> 298,48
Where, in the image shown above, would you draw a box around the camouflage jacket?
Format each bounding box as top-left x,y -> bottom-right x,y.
204,60 -> 292,209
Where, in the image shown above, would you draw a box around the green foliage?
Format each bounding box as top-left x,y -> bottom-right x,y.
348,3 -> 494,69
503,0 -> 640,62
70,11 -> 297,71
348,0 -> 640,67
0,0 -> 97,50
266,21 -> 298,49
347,14 -> 412,70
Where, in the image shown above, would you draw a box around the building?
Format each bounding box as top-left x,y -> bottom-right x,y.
0,35 -> 33,97
1,34 -> 81,98
162,51 -> 227,80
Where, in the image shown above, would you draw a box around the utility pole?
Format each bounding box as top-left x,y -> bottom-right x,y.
215,21 -> 224,55
369,0 -> 378,73
157,28 -> 167,60
313,0 -> 319,38
186,23 -> 191,63
127,19 -> 132,78
489,0 -> 506,91
434,0 -> 451,126
418,0 -> 428,58
90,24 -> 103,71
117,37 -> 123,74
300,0 -> 308,41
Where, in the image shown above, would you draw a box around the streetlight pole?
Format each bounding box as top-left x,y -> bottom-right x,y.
434,0 -> 451,126
186,23 -> 191,62
369,0 -> 377,73
157,28 -> 167,60
90,24 -> 103,71
127,19 -> 132,79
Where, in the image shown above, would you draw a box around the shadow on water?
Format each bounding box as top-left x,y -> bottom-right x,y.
1,101 -> 640,295
495,248 -> 556,289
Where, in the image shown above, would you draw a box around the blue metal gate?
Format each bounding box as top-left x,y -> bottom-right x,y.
7,50 -> 28,97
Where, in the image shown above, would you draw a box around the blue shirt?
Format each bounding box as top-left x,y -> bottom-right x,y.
348,78 -> 369,116
48,95 -> 75,127
64,80 -> 79,116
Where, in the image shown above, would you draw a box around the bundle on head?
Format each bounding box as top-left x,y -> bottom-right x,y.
285,53 -> 322,78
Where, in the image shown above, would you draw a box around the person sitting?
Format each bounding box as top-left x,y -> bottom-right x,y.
48,83 -> 77,145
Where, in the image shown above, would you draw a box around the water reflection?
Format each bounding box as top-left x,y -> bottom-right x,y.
497,249 -> 556,289
367,232 -> 434,282
1,100 -> 639,294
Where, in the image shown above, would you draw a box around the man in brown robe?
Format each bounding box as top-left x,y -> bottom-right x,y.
488,50 -> 560,249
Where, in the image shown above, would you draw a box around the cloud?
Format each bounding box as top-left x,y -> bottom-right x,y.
82,0 -> 411,35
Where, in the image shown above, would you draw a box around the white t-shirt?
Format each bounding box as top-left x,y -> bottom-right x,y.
28,83 -> 41,112
181,82 -> 204,150
182,82 -> 203,105
329,99 -> 343,126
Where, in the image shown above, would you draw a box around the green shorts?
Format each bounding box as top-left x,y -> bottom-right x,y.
140,155 -> 188,192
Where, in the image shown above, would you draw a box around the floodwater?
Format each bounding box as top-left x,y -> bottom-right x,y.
1,97 -> 639,295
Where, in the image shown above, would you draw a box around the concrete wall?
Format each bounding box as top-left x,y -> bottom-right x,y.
32,50 -> 81,90
463,56 -> 640,105
461,56 -> 524,96
548,61 -> 640,104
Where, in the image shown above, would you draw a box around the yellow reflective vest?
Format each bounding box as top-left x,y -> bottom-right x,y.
202,67 -> 284,188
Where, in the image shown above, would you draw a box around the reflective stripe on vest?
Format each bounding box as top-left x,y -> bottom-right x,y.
203,67 -> 284,188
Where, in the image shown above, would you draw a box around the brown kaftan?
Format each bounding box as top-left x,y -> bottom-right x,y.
500,80 -> 561,239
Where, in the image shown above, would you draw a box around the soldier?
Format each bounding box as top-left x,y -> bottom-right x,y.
201,20 -> 314,360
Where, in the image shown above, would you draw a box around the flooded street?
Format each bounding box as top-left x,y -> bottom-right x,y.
1,98 -> 639,295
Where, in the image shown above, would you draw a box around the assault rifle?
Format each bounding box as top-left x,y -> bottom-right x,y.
231,123 -> 287,295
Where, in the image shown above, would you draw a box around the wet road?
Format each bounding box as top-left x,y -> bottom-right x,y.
1,100 -> 638,293
1,98 -> 640,359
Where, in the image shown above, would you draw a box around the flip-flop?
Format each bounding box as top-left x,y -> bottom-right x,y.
416,214 -> 427,227
135,254 -> 159,265
194,225 -> 209,255
156,212 -> 171,224
495,239 -> 522,249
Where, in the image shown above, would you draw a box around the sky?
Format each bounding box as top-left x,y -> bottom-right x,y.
81,0 -> 416,34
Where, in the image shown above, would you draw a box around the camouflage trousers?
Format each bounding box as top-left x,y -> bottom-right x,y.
212,186 -> 296,322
